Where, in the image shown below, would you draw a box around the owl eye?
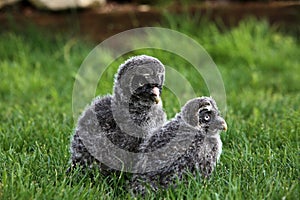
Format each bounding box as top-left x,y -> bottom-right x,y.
144,74 -> 150,79
204,114 -> 211,122
132,75 -> 148,88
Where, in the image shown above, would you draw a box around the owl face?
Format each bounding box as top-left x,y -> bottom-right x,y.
130,71 -> 163,105
198,100 -> 227,136
181,97 -> 227,134
114,55 -> 165,105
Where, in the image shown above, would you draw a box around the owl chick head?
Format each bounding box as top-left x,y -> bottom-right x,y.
181,97 -> 227,135
113,55 -> 165,105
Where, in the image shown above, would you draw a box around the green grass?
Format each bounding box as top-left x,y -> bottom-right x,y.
0,16 -> 299,199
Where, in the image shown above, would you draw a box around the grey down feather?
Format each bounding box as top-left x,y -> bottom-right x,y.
69,55 -> 166,174
130,96 -> 227,194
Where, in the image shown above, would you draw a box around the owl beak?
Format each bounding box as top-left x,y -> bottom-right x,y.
221,119 -> 227,131
151,87 -> 161,104
216,116 -> 227,131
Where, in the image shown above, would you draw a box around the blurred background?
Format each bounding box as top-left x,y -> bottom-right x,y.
0,0 -> 299,41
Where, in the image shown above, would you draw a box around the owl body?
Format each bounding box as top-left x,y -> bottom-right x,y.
69,55 -> 166,174
131,97 -> 227,194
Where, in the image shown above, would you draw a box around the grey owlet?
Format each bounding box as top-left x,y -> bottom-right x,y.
130,96 -> 227,194
69,55 -> 166,175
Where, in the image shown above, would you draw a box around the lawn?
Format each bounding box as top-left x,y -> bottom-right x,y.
0,16 -> 299,199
